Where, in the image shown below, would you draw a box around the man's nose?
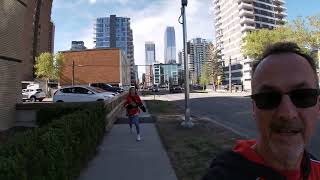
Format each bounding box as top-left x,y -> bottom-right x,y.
276,95 -> 298,121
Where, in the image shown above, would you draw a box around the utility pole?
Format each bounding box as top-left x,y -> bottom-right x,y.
229,57 -> 232,92
72,60 -> 75,86
181,0 -> 193,128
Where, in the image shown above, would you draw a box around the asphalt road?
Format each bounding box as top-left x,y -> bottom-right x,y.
153,93 -> 320,159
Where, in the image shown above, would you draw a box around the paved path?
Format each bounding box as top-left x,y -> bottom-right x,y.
78,118 -> 177,180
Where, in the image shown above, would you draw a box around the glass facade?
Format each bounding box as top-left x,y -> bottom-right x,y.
95,16 -> 131,55
164,27 -> 176,64
153,64 -> 180,86
95,15 -> 136,83
145,42 -> 155,65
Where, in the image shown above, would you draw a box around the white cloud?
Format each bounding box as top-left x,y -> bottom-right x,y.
88,0 -> 97,4
53,0 -> 215,70
116,0 -> 215,67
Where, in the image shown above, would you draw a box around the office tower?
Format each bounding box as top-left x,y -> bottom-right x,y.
164,26 -> 176,64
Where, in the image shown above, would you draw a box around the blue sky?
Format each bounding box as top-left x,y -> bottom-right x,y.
52,0 -> 319,70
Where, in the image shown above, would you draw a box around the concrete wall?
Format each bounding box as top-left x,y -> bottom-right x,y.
15,94 -> 128,129
0,0 -> 25,130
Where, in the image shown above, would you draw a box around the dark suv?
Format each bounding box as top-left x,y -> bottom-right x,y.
90,83 -> 123,93
170,85 -> 183,93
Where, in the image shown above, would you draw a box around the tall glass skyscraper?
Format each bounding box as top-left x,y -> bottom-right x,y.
94,15 -> 135,83
145,42 -> 155,86
164,26 -> 176,64
145,42 -> 155,65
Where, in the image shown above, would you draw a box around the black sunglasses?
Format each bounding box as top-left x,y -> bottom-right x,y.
251,89 -> 320,110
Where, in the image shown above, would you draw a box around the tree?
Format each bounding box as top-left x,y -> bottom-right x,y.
242,14 -> 320,60
34,52 -> 64,95
199,64 -> 210,90
242,27 -> 294,60
206,43 -> 223,91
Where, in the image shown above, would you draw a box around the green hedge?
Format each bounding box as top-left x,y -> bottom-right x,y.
0,104 -> 107,180
36,102 -> 104,127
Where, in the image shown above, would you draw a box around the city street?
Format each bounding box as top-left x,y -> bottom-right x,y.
142,92 -> 320,159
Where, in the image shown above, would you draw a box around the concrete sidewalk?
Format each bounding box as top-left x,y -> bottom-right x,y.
78,118 -> 177,180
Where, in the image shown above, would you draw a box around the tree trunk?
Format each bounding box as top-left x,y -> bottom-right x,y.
46,79 -> 49,97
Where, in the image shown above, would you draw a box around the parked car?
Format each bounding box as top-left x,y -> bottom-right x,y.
22,88 -> 46,102
152,85 -> 159,92
170,85 -> 183,93
150,85 -> 159,92
90,83 -> 123,93
53,86 -> 115,103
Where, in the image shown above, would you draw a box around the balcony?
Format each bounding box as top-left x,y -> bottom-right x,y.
239,8 -> 254,16
275,11 -> 287,18
238,0 -> 254,3
273,0 -> 285,5
214,8 -> 221,15
216,32 -> 223,38
240,16 -> 254,24
215,15 -> 222,21
276,18 -> 287,25
241,24 -> 255,32
215,20 -> 222,27
238,2 -> 253,10
274,5 -> 287,11
214,4 -> 220,10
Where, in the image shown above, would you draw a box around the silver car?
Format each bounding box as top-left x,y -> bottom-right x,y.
22,88 -> 46,102
53,86 -> 115,103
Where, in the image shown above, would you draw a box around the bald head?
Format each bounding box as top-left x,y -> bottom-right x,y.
251,42 -> 318,92
252,53 -> 318,94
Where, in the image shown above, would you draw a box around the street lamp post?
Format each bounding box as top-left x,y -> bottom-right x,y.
72,60 -> 75,86
181,0 -> 193,128
229,57 -> 232,92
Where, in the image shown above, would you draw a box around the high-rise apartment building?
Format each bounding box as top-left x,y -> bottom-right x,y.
94,15 -> 135,83
188,38 -> 209,84
22,0 -> 54,81
214,0 -> 287,89
145,42 -> 156,86
145,42 -> 156,65
48,21 -> 55,53
153,64 -> 180,86
71,41 -> 87,50
178,51 -> 183,65
164,26 -> 176,64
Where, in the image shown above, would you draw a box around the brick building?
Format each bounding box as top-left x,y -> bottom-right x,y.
21,0 -> 54,81
60,48 -> 131,88
0,0 -> 25,130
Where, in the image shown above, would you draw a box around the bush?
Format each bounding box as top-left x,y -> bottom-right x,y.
36,102 -> 104,126
0,104 -> 107,180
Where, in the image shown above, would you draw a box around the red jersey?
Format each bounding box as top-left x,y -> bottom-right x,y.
233,140 -> 320,180
124,95 -> 143,116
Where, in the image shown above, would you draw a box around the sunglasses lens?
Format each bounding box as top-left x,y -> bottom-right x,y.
290,89 -> 319,108
252,92 -> 282,110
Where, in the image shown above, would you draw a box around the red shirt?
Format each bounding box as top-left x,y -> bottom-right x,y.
124,95 -> 142,116
233,140 -> 320,180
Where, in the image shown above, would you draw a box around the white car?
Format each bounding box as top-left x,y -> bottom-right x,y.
53,86 -> 115,103
22,88 -> 46,102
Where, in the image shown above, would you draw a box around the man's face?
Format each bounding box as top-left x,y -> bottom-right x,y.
252,53 -> 320,160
